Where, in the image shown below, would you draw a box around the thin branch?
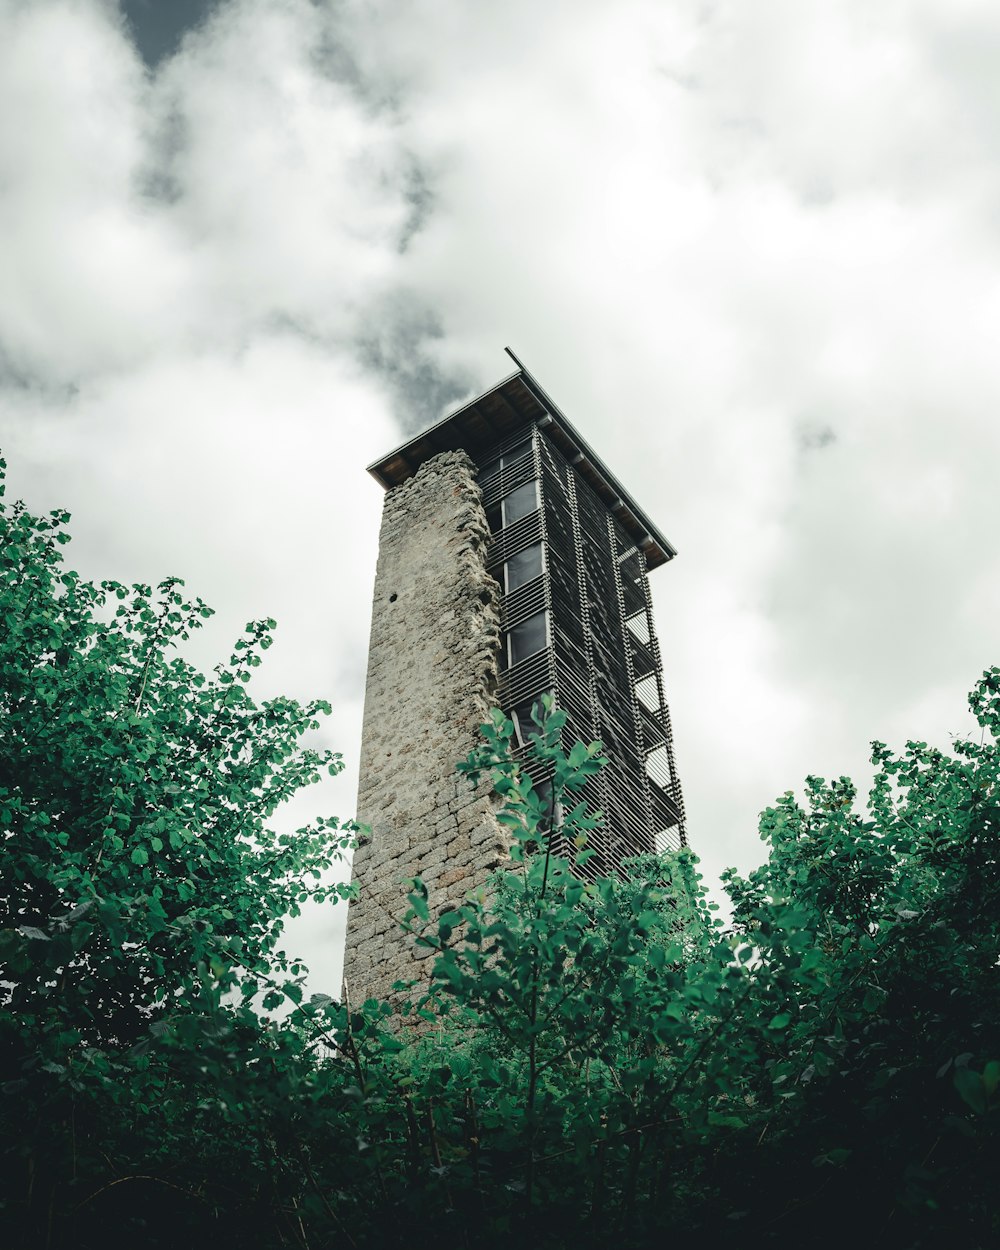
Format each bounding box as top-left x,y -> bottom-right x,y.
76,1174 -> 209,1210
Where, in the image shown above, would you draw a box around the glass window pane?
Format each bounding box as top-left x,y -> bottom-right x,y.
509,611 -> 547,665
505,542 -> 543,593
511,698 -> 546,746
511,702 -> 534,746
485,503 -> 502,533
500,440 -> 532,467
502,480 -> 539,526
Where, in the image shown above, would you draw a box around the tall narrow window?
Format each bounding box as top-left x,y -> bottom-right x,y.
508,610 -> 547,665
511,697 -> 549,746
503,480 -> 539,526
505,542 -> 544,593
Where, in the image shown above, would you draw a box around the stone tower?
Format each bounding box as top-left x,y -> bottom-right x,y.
343,355 -> 685,1006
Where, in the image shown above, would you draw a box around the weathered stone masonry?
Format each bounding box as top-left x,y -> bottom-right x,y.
342,451 -> 504,1006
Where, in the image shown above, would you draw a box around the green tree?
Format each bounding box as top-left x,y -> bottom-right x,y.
0,457 -> 355,1245
362,689 -> 1000,1247
3,456 -> 998,1249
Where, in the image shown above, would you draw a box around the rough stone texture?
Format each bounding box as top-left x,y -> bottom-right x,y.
343,450 -> 504,1006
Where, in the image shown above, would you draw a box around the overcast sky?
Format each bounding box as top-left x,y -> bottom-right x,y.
3,0 -> 999,995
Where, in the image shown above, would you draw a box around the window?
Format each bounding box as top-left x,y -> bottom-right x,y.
511,698 -> 545,746
502,480 -> 539,526
480,440 -> 533,480
505,542 -> 544,593
508,610 -> 547,665
502,440 -> 532,467
485,478 -> 540,534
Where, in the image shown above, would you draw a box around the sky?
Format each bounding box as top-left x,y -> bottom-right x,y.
3,0 -> 1000,996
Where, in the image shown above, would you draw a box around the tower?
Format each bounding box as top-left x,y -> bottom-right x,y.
343,354 -> 685,1005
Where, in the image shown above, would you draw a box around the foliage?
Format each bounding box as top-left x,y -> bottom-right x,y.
0,459 -> 355,1245
2,462 -> 999,1248
387,699 -> 1000,1248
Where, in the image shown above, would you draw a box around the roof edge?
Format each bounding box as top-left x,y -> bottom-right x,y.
503,349 -> 677,564
366,352 -> 678,571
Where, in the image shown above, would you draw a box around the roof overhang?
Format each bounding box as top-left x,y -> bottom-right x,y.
367,351 -> 677,572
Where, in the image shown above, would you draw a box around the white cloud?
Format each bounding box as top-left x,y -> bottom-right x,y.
3,0 -> 999,979
0,0 -> 427,987
340,0 -> 1000,877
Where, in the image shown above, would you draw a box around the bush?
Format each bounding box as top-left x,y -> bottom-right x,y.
2,458 -> 997,1248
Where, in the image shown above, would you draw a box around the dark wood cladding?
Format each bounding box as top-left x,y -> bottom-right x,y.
484,421 -> 686,870
368,369 -> 676,572
369,363 -> 687,872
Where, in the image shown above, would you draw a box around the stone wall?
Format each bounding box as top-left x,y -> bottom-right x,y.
342,450 -> 504,1006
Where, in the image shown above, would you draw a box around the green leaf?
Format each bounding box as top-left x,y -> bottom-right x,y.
407,890 -> 429,922
955,1068 -> 988,1115
707,1111 -> 746,1129
130,847 -> 148,866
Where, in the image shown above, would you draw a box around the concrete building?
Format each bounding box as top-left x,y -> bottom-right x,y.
342,353 -> 685,1005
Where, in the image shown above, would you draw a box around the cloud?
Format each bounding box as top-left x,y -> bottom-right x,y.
337,0 -> 1000,882
0,0 -> 454,987
3,0 -> 999,978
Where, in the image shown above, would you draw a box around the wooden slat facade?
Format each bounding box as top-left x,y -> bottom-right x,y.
369,365 -> 687,870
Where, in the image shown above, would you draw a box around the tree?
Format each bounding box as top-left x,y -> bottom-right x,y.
375,687 -> 1000,1247
0,457 -> 354,1245
2,455 -> 998,1249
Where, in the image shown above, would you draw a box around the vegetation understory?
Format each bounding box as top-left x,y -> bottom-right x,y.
2,457 -> 997,1248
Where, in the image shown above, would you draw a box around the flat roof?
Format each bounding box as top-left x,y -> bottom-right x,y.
367,351 -> 677,571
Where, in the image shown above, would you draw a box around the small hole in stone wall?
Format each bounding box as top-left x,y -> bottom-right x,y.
389,593 -> 398,603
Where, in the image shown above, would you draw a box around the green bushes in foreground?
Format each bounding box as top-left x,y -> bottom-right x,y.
1,460 -> 997,1248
